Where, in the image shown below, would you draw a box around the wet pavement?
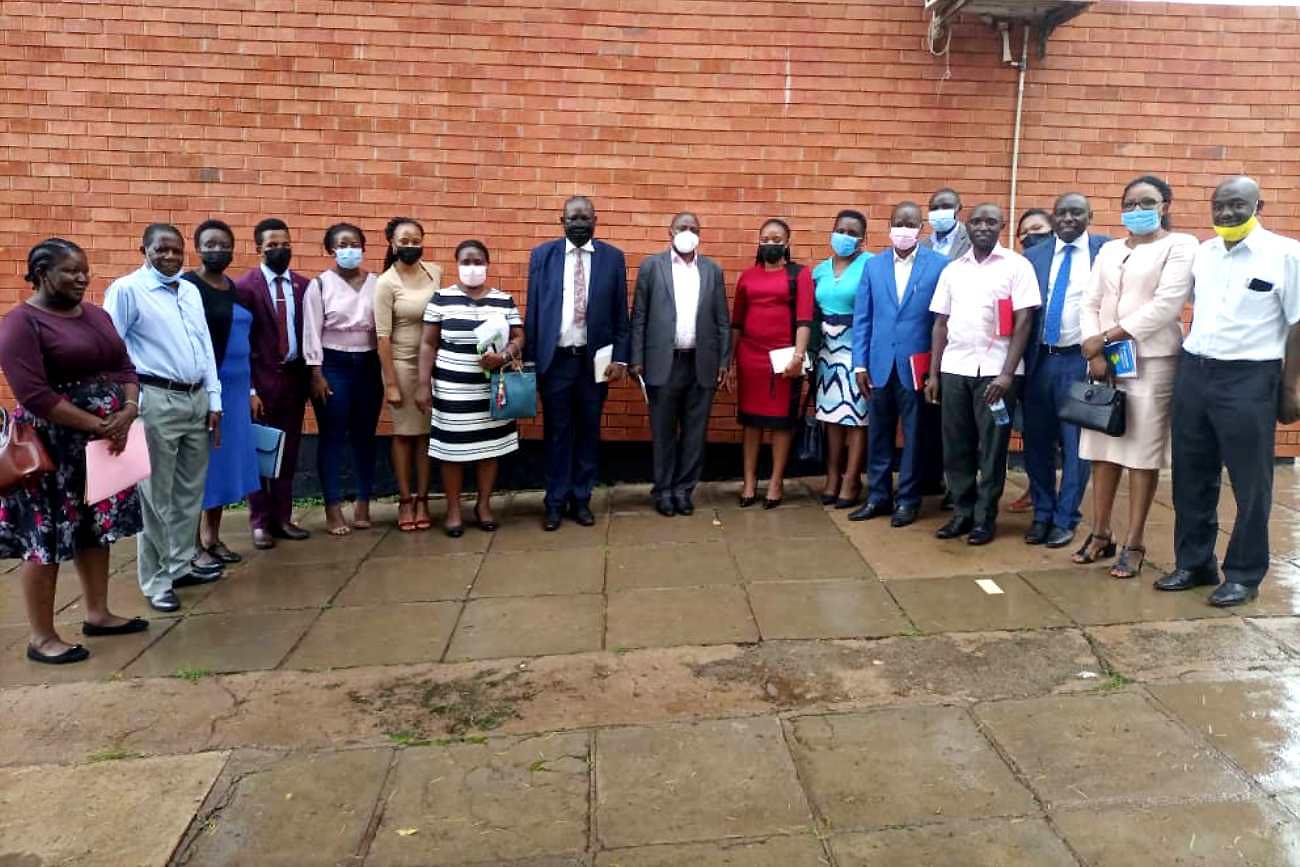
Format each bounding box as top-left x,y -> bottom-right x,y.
2,468 -> 1300,865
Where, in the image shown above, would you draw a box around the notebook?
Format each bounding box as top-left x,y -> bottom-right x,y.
996,297 -> 1014,337
593,344 -> 615,383
84,419 -> 150,504
769,346 -> 813,375
909,352 -> 932,391
252,424 -> 286,479
1104,339 -> 1138,378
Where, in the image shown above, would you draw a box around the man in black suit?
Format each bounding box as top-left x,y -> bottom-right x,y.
630,212 -> 730,517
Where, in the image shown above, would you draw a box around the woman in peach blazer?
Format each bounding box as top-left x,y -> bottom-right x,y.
1074,175 -> 1198,579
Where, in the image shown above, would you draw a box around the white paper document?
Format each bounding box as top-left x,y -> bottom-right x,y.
473,314 -> 510,355
593,344 -> 614,383
975,579 -> 1004,595
768,346 -> 811,375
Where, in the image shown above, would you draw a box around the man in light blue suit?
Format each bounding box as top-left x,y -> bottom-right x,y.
1021,193 -> 1110,549
849,201 -> 951,527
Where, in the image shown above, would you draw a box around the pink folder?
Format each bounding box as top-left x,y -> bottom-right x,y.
84,419 -> 151,504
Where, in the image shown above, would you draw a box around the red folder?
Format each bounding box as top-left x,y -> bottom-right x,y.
909,352 -> 931,391
996,297 -> 1014,337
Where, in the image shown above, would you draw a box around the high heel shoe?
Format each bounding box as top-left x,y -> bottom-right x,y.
819,493 -> 838,506
1071,532 -> 1116,565
414,497 -> 433,531
763,497 -> 782,510
444,522 -> 465,538
739,494 -> 758,508
473,504 -> 499,532
1110,545 -> 1146,579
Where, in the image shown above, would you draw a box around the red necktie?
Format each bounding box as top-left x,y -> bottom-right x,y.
273,276 -> 290,360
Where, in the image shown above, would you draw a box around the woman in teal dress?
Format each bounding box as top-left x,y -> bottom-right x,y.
812,209 -> 872,507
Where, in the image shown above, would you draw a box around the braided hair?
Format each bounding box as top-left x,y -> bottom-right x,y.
383,216 -> 424,272
25,237 -> 84,288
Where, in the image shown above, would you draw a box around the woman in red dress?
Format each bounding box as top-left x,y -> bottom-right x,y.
725,219 -> 814,508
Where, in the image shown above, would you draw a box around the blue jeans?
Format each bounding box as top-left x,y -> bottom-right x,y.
312,349 -> 384,505
1023,349 -> 1091,529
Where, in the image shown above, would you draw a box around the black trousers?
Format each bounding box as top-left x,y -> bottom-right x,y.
647,350 -> 716,500
1172,352 -> 1280,588
916,399 -> 946,495
940,373 -> 1017,525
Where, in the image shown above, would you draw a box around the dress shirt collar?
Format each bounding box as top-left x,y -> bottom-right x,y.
1212,223 -> 1266,256
958,242 -> 1010,265
670,249 -> 697,268
893,248 -> 918,265
138,263 -> 180,290
1054,232 -> 1089,257
565,239 -> 595,255
261,263 -> 292,287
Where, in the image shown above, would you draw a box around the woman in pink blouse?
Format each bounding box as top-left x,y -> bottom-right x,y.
303,224 -> 384,536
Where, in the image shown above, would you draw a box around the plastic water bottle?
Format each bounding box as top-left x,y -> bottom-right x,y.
990,398 -> 1011,427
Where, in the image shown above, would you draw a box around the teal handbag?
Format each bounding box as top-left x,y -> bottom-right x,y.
489,361 -> 537,420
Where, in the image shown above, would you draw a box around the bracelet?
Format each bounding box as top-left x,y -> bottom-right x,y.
124,400 -> 139,409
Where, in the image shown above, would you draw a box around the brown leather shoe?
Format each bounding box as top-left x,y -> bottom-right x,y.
252,528 -> 276,550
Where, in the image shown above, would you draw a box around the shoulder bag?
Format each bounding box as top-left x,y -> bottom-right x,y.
0,407 -> 54,491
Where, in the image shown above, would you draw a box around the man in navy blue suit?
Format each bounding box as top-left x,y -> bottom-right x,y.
525,195 -> 631,531
1021,193 -> 1110,549
849,201 -> 951,527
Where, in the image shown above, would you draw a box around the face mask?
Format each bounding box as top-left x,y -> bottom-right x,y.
1121,208 -> 1161,236
1213,213 -> 1259,243
889,226 -> 920,251
334,247 -> 363,270
830,232 -> 860,257
758,243 -> 787,265
1020,232 -> 1052,250
395,246 -> 423,266
263,247 -> 292,275
145,261 -> 179,286
928,209 -> 957,234
458,264 -> 487,288
200,250 -> 233,273
672,230 -> 700,255
564,223 -> 594,248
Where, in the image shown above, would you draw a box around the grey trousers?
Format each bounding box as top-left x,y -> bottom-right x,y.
940,373 -> 1017,525
647,351 -> 716,500
137,385 -> 210,597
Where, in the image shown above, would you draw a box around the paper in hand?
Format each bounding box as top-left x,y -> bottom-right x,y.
769,346 -> 811,374
84,419 -> 150,504
593,344 -> 614,383
474,314 -> 510,355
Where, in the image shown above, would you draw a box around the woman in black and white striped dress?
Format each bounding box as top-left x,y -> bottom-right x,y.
415,240 -> 524,537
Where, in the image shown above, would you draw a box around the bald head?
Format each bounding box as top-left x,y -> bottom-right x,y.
1211,175 -> 1262,229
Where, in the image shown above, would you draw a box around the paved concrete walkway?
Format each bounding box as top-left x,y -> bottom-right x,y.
2,470 -> 1300,865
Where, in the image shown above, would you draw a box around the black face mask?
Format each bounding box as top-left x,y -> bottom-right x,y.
1021,232 -> 1052,250
201,250 -> 233,273
758,243 -> 787,264
264,247 -> 292,275
395,246 -> 423,266
564,223 -> 594,248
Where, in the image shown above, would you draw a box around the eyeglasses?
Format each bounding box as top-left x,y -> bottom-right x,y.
1121,198 -> 1163,212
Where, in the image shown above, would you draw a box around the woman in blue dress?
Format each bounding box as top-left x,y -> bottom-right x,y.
812,210 -> 872,508
181,219 -> 260,569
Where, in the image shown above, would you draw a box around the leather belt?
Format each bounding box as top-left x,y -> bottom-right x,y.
138,374 -> 202,393
1043,344 -> 1081,356
555,346 -> 587,357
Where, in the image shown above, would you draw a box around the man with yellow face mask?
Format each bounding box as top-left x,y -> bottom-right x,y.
1156,176 -> 1300,607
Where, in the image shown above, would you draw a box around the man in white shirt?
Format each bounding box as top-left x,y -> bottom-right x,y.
630,213 -> 730,517
1157,177 -> 1300,607
926,203 -> 1040,545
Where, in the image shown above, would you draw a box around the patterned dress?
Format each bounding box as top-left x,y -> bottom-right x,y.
812,254 -> 871,426
423,286 -> 523,462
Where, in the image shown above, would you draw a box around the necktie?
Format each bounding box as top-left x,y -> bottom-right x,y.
273,276 -> 290,360
1043,244 -> 1074,345
573,247 -> 587,326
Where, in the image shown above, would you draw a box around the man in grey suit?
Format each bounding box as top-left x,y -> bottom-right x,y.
631,212 -> 730,517
921,187 -> 972,260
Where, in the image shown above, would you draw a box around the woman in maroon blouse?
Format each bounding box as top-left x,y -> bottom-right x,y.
0,239 -> 146,665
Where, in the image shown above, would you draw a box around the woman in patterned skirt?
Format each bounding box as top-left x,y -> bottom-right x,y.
812,210 -> 872,507
416,240 -> 524,537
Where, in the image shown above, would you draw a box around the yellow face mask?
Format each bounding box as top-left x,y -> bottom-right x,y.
1213,214 -> 1259,243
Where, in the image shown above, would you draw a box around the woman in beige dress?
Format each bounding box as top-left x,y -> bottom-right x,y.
374,217 -> 442,531
1075,175 -> 1198,578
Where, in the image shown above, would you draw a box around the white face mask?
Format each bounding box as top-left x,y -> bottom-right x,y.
458,264 -> 487,288
672,230 -> 700,255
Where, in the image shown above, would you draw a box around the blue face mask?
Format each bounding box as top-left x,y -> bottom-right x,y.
145,261 -> 179,287
830,232 -> 860,257
928,209 -> 957,235
334,247 -> 364,269
1121,208 -> 1161,236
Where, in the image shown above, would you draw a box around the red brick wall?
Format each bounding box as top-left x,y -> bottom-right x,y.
3,1 -> 1299,451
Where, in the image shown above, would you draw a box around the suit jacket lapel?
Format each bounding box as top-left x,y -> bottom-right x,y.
882,255 -> 901,311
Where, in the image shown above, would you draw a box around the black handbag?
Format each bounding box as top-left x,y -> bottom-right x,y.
795,377 -> 824,464
1060,380 -> 1126,437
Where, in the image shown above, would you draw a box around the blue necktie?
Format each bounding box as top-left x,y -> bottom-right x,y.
1043,244 -> 1074,345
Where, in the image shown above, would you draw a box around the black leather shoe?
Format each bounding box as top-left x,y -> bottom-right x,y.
674,496 -> 694,516
819,493 -> 838,506
939,492 -> 955,511
1207,582 -> 1258,607
172,571 -> 222,589
848,500 -> 893,522
148,590 -> 181,612
271,523 -> 311,541
1045,526 -> 1077,549
935,516 -> 974,539
890,506 -> 918,528
655,498 -> 676,518
82,617 -> 149,637
1154,567 -> 1220,592
1024,521 -> 1050,545
967,523 -> 996,545
542,507 -> 563,532
571,501 -> 596,527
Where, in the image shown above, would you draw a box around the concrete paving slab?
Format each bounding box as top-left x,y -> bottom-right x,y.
474,547 -> 605,597
0,616 -> 171,686
608,512 -> 723,547
1278,791 -> 1300,819
1242,561 -> 1300,616
606,540 -> 740,591
594,835 -> 828,866
488,516 -> 610,552
284,602 -> 460,670
177,747 -> 391,866
831,817 -> 1077,866
1021,568 -> 1233,625
0,570 -> 81,626
788,707 -> 1036,829
606,586 -> 758,649
1053,799 -> 1300,866
334,553 -> 480,605
886,573 -> 1071,633
1250,616 -> 1300,655
191,562 -> 356,613
125,609 -> 318,677
1148,678 -> 1300,793
607,482 -> 658,513
730,536 -> 870,582
977,692 -> 1251,809
368,733 -> 589,865
747,579 -> 910,640
1087,618 -> 1295,680
0,752 -> 226,866
1263,512 -> 1300,561
718,504 -> 841,540
595,717 -> 812,848
507,487 -> 610,518
446,595 -> 604,661
247,530 -> 381,566
705,479 -> 819,510
366,525 -> 494,559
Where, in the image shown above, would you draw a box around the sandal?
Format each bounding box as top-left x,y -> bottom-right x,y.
1071,532 -> 1116,565
1110,545 -> 1146,579
414,497 -> 433,531
397,497 -> 418,533
206,542 -> 242,564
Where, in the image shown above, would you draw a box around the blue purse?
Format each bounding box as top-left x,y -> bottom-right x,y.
489,361 -> 537,420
